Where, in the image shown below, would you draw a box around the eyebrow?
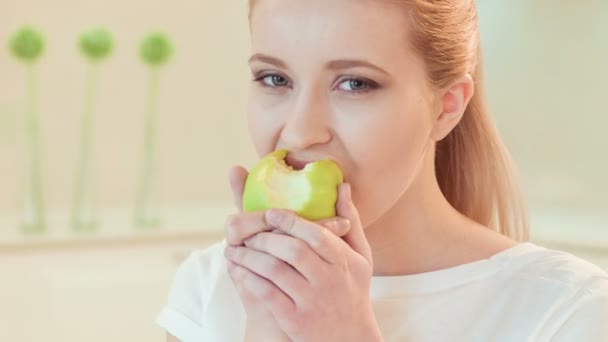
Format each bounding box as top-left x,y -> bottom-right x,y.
248,53 -> 389,76
327,59 -> 389,76
248,53 -> 288,69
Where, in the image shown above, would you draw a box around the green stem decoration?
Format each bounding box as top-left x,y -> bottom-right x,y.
134,32 -> 173,229
73,28 -> 113,231
9,26 -> 46,233
135,68 -> 161,228
72,63 -> 98,231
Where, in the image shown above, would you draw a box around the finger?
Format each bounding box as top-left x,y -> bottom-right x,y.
226,259 -> 295,315
228,165 -> 249,212
265,208 -> 344,263
336,183 -> 372,264
316,217 -> 351,237
243,232 -> 323,284
224,211 -> 272,246
225,245 -> 307,305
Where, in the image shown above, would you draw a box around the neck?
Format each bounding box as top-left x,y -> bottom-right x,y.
363,152 -> 514,276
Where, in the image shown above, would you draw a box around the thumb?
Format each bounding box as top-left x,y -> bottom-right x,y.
336,183 -> 372,264
228,165 -> 249,212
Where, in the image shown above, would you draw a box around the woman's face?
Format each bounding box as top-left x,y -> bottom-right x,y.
247,0 -> 438,228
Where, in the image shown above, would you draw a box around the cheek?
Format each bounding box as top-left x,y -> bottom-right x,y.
346,103 -> 433,227
246,93 -> 284,157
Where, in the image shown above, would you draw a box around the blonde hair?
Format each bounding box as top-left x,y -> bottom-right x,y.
248,0 -> 529,241
406,0 -> 528,241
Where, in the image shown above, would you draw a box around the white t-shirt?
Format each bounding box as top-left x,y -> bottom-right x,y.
156,240 -> 608,341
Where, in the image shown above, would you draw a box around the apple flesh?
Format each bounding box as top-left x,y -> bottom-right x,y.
242,149 -> 344,221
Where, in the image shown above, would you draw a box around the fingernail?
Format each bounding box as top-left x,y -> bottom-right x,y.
343,183 -> 352,202
336,218 -> 351,234
265,209 -> 281,226
243,235 -> 256,247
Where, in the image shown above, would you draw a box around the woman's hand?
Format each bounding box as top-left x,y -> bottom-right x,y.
224,166 -> 353,342
225,172 -> 383,342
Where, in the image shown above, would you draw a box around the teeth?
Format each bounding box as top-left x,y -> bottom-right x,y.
278,158 -> 297,172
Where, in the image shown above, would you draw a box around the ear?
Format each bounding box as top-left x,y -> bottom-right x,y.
431,74 -> 475,141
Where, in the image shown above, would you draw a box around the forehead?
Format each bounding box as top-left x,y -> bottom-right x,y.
249,0 -> 413,69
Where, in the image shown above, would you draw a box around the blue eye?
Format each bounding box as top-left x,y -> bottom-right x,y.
340,79 -> 367,91
258,74 -> 289,87
337,78 -> 377,93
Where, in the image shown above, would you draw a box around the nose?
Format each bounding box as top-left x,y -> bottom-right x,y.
280,88 -> 332,150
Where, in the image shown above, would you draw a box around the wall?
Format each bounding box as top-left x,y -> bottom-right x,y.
0,0 -> 255,215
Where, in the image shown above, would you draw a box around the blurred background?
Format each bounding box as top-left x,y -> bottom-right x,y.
0,0 -> 606,341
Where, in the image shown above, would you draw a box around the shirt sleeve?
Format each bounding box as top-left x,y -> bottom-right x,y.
155,250 -> 208,342
550,276 -> 608,341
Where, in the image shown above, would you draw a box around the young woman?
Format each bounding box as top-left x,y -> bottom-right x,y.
157,0 -> 608,340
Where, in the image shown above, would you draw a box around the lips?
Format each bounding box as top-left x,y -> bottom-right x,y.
285,153 -> 314,171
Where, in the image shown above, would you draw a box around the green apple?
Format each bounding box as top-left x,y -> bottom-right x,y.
242,149 -> 344,221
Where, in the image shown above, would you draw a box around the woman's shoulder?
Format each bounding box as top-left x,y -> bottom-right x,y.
505,243 -> 608,340
503,242 -> 608,287
171,240 -> 231,304
501,243 -> 608,327
181,240 -> 228,279
156,240 -> 241,341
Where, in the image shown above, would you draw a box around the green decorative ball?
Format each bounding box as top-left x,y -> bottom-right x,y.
140,32 -> 173,66
9,26 -> 45,62
79,28 -> 113,61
